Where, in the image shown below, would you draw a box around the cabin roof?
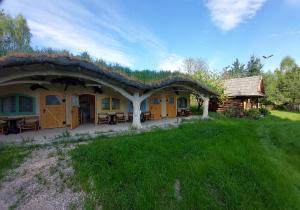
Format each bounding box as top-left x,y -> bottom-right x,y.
223,75 -> 264,97
0,54 -> 218,96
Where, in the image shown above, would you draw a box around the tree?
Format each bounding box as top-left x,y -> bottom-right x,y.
222,58 -> 246,78
182,57 -> 208,75
182,57 -> 225,111
280,56 -> 297,72
246,55 -> 263,76
0,11 -> 32,55
264,56 -> 300,110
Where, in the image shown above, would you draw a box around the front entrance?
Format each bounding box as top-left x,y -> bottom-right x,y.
40,92 -> 66,129
150,95 -> 162,120
79,94 -> 95,124
166,95 -> 176,118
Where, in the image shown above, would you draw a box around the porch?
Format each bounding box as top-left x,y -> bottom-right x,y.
0,116 -> 201,145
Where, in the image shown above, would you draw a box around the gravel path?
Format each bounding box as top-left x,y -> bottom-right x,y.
0,145 -> 84,210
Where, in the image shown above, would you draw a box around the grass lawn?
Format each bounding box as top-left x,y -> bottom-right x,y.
71,111 -> 300,210
0,144 -> 31,180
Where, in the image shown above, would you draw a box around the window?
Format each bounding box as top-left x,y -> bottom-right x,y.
1,96 -> 16,113
46,95 -> 61,105
0,94 -> 35,115
19,96 -> 34,112
128,99 -> 147,112
101,97 -> 121,111
168,96 -> 175,104
177,97 -> 187,109
112,98 -> 120,110
101,97 -> 110,110
152,97 -> 160,104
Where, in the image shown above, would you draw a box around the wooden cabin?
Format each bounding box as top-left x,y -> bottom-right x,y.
0,54 -> 216,133
213,76 -> 265,113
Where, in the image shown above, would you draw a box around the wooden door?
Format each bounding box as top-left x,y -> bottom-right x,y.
166,95 -> 176,118
40,92 -> 66,129
150,96 -> 162,120
71,106 -> 79,129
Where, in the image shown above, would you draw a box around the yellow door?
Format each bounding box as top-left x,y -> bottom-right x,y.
40,92 -> 66,129
150,96 -> 162,120
71,106 -> 79,129
166,95 -> 176,118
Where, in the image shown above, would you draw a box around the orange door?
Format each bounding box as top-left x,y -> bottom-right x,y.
71,106 -> 79,129
150,96 -> 162,120
40,92 -> 66,129
166,95 -> 176,118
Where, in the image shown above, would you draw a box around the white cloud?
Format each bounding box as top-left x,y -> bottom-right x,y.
271,33 -> 279,37
206,0 -> 267,31
159,54 -> 184,72
2,0 -> 166,67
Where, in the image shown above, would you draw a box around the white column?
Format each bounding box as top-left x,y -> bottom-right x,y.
132,92 -> 142,129
202,96 -> 210,119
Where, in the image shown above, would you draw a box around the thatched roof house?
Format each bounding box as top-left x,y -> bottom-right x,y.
0,54 -> 216,131
214,76 -> 265,113
223,76 -> 264,97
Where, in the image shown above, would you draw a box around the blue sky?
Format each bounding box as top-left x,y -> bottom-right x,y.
2,0 -> 300,72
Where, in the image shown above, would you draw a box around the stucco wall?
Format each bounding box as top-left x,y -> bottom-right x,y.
0,84 -> 191,126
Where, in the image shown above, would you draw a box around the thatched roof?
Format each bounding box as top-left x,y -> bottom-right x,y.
223,75 -> 264,97
0,54 -> 217,96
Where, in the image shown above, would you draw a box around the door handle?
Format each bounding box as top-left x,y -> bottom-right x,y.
43,109 -> 46,113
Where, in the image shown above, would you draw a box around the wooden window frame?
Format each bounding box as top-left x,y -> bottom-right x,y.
100,96 -> 121,112
0,93 -> 36,116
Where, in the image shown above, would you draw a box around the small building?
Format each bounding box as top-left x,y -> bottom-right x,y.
0,54 -> 216,133
215,76 -> 265,113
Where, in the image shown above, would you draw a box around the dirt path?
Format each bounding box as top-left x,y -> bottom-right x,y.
0,145 -> 84,210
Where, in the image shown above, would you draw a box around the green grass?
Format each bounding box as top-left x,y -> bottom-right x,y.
0,144 -> 30,180
71,111 -> 300,210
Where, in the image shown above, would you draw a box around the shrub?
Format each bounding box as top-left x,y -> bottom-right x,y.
244,108 -> 261,119
259,107 -> 270,116
224,106 -> 239,118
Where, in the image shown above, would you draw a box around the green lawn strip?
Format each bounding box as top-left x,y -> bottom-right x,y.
71,112 -> 300,210
0,143 -> 31,180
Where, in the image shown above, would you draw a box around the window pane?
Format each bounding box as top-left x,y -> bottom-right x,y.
102,98 -> 110,110
112,98 -> 120,110
177,97 -> 187,108
46,95 -> 61,105
169,96 -> 174,104
2,96 -> 16,113
152,97 -> 160,104
19,96 -> 34,112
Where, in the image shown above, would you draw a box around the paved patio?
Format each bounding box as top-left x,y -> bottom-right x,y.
0,116 -> 201,145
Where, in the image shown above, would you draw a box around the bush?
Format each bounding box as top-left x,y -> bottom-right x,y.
224,106 -> 239,118
259,107 -> 270,116
190,105 -> 203,115
244,108 -> 261,119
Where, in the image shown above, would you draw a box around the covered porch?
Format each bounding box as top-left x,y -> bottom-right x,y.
0,115 -> 201,144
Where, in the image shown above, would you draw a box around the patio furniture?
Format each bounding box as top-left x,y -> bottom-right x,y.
184,109 -> 192,116
0,119 -> 8,134
18,117 -> 39,133
116,112 -> 126,123
128,112 -> 133,122
142,111 -> 152,121
4,117 -> 23,134
177,109 -> 185,117
108,113 -> 117,124
98,113 -> 109,124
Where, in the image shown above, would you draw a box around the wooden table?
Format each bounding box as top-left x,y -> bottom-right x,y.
108,113 -> 117,125
4,117 -> 23,134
